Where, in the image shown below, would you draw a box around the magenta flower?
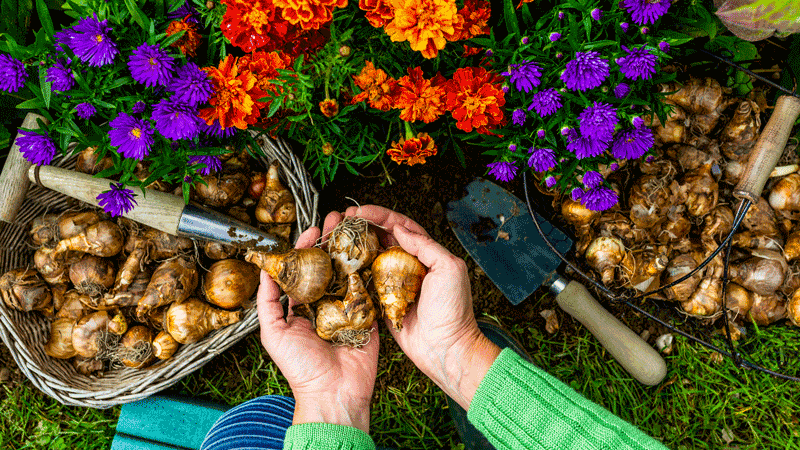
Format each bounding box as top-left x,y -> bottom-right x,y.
487,161 -> 518,182
0,54 -> 27,93
15,130 -> 57,165
528,88 -> 562,117
581,186 -> 618,211
128,43 -> 175,87
97,183 -> 137,217
617,45 -> 658,81
109,112 -> 154,160
621,0 -> 671,25
561,51 -> 609,91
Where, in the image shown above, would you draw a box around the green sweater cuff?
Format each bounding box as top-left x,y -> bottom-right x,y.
283,423 -> 376,450
467,348 -> 669,450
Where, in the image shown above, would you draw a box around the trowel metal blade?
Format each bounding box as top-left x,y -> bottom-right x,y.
446,178 -> 573,305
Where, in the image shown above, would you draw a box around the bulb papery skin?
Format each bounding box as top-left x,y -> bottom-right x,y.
245,248 -> 333,304
372,246 -> 427,330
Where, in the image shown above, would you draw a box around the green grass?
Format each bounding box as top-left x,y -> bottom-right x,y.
1,298 -> 800,449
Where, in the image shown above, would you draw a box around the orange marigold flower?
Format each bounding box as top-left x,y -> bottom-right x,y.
445,66 -> 506,135
384,0 -> 458,59
272,0 -> 347,30
238,50 -> 294,97
462,45 -> 482,57
319,99 -> 339,117
453,0 -> 491,41
387,132 -> 437,165
393,66 -> 447,123
352,61 -> 398,111
166,17 -> 202,58
199,55 -> 269,130
359,0 -> 394,27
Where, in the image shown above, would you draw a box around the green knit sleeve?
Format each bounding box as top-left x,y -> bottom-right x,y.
467,348 -> 670,450
282,423 -> 376,450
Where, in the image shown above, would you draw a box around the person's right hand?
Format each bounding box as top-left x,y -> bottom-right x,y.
344,205 -> 501,410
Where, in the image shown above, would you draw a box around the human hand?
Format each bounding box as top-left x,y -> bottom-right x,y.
256,211 -> 379,433
344,205 -> 500,410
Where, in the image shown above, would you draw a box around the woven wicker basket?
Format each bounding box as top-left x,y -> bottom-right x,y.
0,132 -> 319,408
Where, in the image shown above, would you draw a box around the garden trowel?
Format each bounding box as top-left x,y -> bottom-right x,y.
446,178 -> 666,385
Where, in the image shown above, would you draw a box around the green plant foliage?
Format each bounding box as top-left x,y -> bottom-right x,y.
715,0 -> 800,41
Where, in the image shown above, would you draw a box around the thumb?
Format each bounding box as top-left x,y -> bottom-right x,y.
393,224 -> 454,273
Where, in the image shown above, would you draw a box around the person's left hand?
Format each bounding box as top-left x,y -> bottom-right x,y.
256,211 -> 379,433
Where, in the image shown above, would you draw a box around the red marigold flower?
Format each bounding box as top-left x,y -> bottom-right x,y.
166,16 -> 202,58
387,132 -> 437,165
445,66 -> 507,134
220,0 -> 287,53
452,0 -> 491,41
199,55 -> 268,130
462,45 -> 482,57
359,0 -> 394,27
394,66 -> 447,123
352,61 -> 398,111
319,98 -> 339,117
272,0 -> 347,31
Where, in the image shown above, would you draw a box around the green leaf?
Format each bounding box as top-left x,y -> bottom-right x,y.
658,30 -> 694,46
16,97 -> 44,109
160,29 -> 185,48
502,0 -> 520,39
123,0 -> 150,30
38,65 -> 51,108
35,0 -> 53,39
716,0 -> 800,41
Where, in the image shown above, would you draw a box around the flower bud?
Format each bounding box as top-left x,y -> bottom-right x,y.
339,45 -> 351,57
658,41 -> 670,53
641,26 -> 650,35
560,126 -> 572,136
557,11 -> 564,20
206,0 -> 215,9
590,8 -> 602,21
549,32 -> 562,42
619,22 -> 629,33
536,129 -> 545,139
508,143 -> 517,152
322,142 -> 334,155
555,52 -> 564,59
521,37 -> 529,45
545,176 -> 556,188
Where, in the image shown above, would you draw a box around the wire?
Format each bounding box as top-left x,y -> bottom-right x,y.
696,48 -> 798,98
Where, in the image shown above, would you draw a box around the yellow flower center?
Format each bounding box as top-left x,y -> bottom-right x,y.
149,57 -> 157,66
244,9 -> 270,28
95,34 -> 103,43
131,127 -> 142,139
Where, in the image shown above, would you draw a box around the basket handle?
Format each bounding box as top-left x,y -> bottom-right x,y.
734,95 -> 800,203
0,113 -> 47,224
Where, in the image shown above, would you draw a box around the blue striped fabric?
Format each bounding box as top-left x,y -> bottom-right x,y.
200,395 -> 296,450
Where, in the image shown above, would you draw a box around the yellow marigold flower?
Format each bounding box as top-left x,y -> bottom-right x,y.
272,0 -> 347,30
384,0 -> 458,59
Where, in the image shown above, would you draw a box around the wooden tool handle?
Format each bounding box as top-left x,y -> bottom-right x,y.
0,113 -> 47,223
734,95 -> 800,203
556,280 -> 667,385
28,165 -> 185,236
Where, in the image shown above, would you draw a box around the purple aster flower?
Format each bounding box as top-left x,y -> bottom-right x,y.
109,112 -> 154,160
527,147 -> 556,172
581,186 -> 618,211
151,98 -> 202,140
536,129 -> 545,140
566,130 -> 609,159
97,183 -> 137,217
632,116 -> 645,128
128,43 -> 175,88
549,32 -> 561,42
591,8 -> 602,21
659,41 -> 671,53
46,60 -> 74,92
571,188 -> 583,201
167,0 -> 200,24
622,0 -> 671,25
614,83 -> 631,98
0,54 -> 27,93
561,51 -> 609,92
508,143 -> 517,152
620,22 -> 630,33
202,119 -> 237,139
132,101 -> 147,114
487,161 -> 518,183
582,170 -> 603,189
64,14 -> 118,67
15,130 -> 57,165
501,60 -> 542,93
617,45 -> 658,81
167,62 -> 213,107
545,176 -> 557,188
578,102 -> 618,141
188,155 -> 222,175
528,88 -> 562,117
512,108 -> 526,126
521,37 -> 529,45
75,102 -> 96,119
611,126 -> 654,159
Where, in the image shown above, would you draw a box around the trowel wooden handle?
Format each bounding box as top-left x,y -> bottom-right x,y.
27,165 -> 185,236
734,95 -> 800,203
555,280 -> 667,385
0,113 -> 46,223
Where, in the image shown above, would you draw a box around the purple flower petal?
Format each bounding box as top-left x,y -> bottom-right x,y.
97,183 -> 137,217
